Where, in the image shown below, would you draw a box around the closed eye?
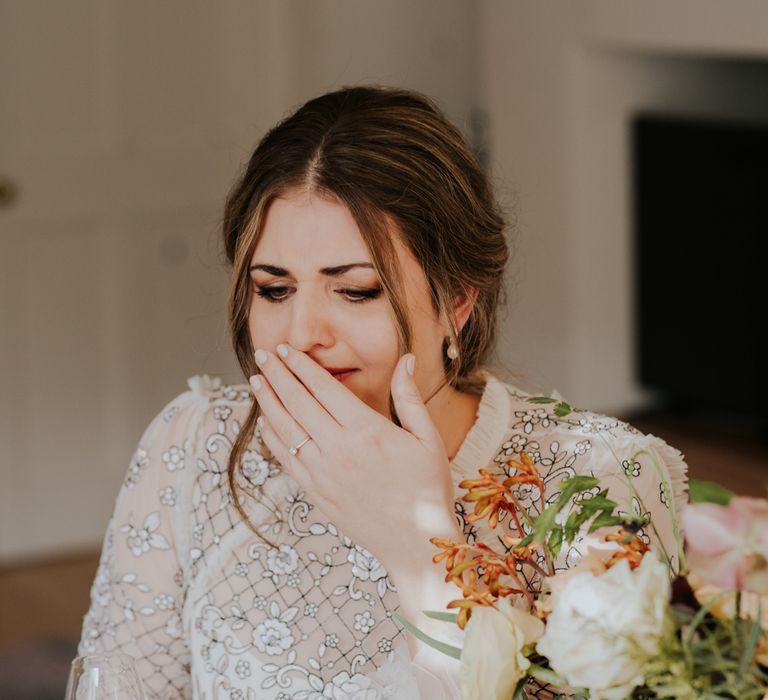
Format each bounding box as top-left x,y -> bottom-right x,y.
254,286 -> 382,304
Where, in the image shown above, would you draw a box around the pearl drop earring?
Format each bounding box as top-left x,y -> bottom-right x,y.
446,337 -> 459,360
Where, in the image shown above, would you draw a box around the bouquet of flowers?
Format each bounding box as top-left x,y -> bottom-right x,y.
396,447 -> 768,699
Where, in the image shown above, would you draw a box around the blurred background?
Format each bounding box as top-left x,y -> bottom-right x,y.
2,1 -> 768,696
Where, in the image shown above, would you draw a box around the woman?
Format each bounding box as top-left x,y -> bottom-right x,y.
78,86 -> 688,699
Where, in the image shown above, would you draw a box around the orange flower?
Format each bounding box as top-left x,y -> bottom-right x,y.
431,454 -> 554,628
604,528 -> 650,569
505,451 -> 544,491
430,536 -> 536,629
435,456 -> 660,638
458,452 -> 544,532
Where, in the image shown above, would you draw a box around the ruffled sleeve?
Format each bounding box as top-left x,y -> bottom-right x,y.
77,384 -> 210,699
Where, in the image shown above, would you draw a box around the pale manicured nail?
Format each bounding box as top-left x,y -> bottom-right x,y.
406,355 -> 415,376
276,343 -> 289,359
254,348 -> 267,365
257,416 -> 265,428
250,375 -> 262,391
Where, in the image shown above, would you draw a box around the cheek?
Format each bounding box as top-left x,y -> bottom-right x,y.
246,303 -> 259,344
247,299 -> 278,350
347,318 -> 401,414
350,317 -> 397,359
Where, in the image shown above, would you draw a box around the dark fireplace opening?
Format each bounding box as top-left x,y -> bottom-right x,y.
631,113 -> 768,441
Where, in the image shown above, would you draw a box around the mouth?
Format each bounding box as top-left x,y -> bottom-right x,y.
327,369 -> 358,382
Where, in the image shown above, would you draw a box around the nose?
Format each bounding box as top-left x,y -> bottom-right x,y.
283,289 -> 335,354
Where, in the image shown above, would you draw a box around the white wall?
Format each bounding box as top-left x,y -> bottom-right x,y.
1,0 -> 480,562
479,0 -> 768,413
5,0 -> 768,561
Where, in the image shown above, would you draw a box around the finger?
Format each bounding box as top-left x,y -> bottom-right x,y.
391,354 -> 443,450
272,343 -> 378,429
249,372 -> 321,461
256,414 -> 312,489
254,348 -> 340,442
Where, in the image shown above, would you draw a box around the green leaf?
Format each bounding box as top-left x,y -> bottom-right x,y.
392,612 -> 462,660
548,527 -> 564,558
553,401 -> 572,417
564,509 -> 590,543
577,494 -> 617,512
527,663 -> 569,687
683,591 -> 731,648
517,532 -> 535,548
527,475 -> 601,545
587,511 -> 622,533
556,476 -> 600,505
530,504 -> 559,543
422,610 -> 458,624
738,603 -> 763,677
512,678 -> 529,700
527,396 -> 557,404
689,479 -> 735,505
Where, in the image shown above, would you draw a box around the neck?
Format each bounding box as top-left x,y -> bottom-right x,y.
425,380 -> 482,462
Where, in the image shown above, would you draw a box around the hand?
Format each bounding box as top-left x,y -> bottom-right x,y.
249,343 -> 462,573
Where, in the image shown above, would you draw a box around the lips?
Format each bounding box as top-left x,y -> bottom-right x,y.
327,369 -> 358,381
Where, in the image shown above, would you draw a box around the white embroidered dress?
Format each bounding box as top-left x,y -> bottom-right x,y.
78,371 -> 688,699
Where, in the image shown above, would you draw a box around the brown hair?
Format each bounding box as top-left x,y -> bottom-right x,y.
220,85 -> 511,543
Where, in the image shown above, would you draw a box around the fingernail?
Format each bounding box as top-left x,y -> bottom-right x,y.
406,355 -> 415,376
276,343 -> 289,359
257,416 -> 265,428
255,348 -> 267,365
250,375 -> 262,391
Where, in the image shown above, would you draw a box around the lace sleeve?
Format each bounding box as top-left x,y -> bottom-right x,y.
77,389 -> 208,699
576,427 -> 689,571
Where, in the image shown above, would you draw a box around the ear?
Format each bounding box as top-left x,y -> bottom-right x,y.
452,287 -> 479,333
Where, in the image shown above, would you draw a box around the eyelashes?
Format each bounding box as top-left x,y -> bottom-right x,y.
254,285 -> 383,304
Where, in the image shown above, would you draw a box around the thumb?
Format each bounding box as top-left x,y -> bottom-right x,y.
391,354 -> 443,448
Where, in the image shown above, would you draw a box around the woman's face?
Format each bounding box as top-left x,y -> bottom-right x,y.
247,189 -> 448,417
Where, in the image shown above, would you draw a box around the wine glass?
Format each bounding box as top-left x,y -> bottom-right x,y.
65,653 -> 147,700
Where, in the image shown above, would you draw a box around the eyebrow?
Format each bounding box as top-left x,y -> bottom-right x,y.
249,262 -> 375,277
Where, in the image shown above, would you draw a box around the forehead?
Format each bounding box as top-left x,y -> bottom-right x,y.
254,191 -> 370,260
252,190 -> 423,282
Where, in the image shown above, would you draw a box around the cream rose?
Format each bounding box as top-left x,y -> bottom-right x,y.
459,597 -> 544,700
536,553 -> 670,700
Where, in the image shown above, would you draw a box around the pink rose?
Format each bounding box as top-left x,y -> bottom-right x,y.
681,497 -> 768,594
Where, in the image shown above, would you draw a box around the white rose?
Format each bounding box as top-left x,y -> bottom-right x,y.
535,549 -> 609,617
537,553 -> 670,700
460,597 -> 544,700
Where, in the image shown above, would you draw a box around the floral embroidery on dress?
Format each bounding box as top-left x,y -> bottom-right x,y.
158,486 -> 176,506
265,544 -> 300,577
120,512 -> 170,557
253,602 -> 298,656
125,447 -> 150,490
78,374 -> 687,699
